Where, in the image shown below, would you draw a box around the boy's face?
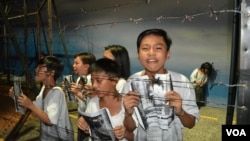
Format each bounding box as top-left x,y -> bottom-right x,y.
73,56 -> 89,75
91,72 -> 117,97
35,64 -> 52,82
138,34 -> 170,74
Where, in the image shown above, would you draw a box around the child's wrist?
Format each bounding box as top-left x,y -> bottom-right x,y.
177,110 -> 185,117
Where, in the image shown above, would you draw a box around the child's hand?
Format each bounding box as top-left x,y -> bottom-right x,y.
18,94 -> 32,109
113,125 -> 126,140
165,91 -> 183,115
84,84 -> 95,98
77,116 -> 90,134
70,83 -> 83,94
8,86 -> 15,98
123,91 -> 140,116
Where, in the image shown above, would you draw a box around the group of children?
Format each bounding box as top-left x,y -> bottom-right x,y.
9,28 -> 200,141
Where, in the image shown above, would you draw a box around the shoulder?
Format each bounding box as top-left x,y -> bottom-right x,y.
88,96 -> 99,103
52,86 -> 64,92
169,70 -> 189,82
127,71 -> 144,80
86,74 -> 92,85
116,78 -> 127,92
118,78 -> 126,84
191,68 -> 199,73
86,74 -> 91,80
51,86 -> 64,96
85,96 -> 100,113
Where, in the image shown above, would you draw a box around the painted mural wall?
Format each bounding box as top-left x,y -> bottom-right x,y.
2,0 -> 235,108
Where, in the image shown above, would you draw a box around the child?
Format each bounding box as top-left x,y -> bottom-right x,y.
122,29 -> 200,141
103,45 -> 131,93
190,62 -> 215,108
9,56 -> 74,141
78,58 -> 136,141
69,52 -> 96,141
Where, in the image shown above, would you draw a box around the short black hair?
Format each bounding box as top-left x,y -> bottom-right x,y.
74,52 -> 96,65
137,28 -> 172,52
74,52 -> 96,74
90,58 -> 120,79
38,56 -> 64,80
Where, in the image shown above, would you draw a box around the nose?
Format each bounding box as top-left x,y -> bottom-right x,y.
148,48 -> 155,56
34,69 -> 39,75
91,80 -> 97,89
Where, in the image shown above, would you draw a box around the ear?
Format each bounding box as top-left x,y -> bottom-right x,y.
166,50 -> 170,60
83,63 -> 90,68
49,70 -> 55,77
83,64 -> 90,71
112,77 -> 119,85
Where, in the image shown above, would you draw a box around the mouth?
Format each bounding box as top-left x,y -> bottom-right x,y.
147,59 -> 157,63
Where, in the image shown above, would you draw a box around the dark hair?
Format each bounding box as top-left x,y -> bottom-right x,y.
90,58 -> 120,79
137,28 -> 172,52
200,62 -> 214,77
104,45 -> 131,80
74,52 -> 96,64
38,56 -> 64,80
74,52 -> 96,73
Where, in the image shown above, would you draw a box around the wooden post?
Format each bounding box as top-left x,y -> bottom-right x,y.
48,0 -> 53,55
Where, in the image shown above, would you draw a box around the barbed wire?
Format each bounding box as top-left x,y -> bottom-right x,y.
72,74 -> 248,88
3,74 -> 249,138
0,93 -> 248,139
1,1 -> 248,139
2,4 -> 245,54
4,5 -> 244,36
209,82 -> 247,89
11,74 -> 248,94
80,89 -> 248,109
70,6 -> 244,30
0,95 -> 247,139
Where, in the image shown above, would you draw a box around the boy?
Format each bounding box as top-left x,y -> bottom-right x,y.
69,52 -> 96,141
9,56 -> 74,141
78,58 -> 135,141
122,29 -> 199,141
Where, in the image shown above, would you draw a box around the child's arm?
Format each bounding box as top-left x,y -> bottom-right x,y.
123,92 -> 140,131
124,129 -> 134,141
18,94 -> 52,125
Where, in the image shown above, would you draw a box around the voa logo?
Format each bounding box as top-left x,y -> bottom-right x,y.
226,129 -> 246,136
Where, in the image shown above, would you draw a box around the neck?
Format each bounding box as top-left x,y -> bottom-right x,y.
143,69 -> 167,85
100,90 -> 120,100
44,82 -> 56,89
143,69 -> 167,79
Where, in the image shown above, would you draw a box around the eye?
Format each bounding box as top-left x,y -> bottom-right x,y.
92,78 -> 103,84
155,45 -> 163,50
96,78 -> 102,83
140,45 -> 150,51
38,65 -> 47,69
